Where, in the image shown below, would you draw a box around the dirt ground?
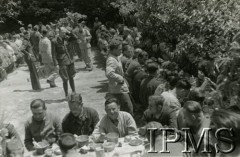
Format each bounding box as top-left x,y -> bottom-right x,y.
0,48 -> 108,141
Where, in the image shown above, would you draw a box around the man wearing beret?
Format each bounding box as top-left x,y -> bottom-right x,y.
52,27 -> 76,98
62,93 -> 99,136
106,37 -> 134,115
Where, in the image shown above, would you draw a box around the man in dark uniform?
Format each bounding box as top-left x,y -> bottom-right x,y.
62,93 -> 99,136
30,25 -> 41,63
52,27 -> 76,98
139,61 -> 166,110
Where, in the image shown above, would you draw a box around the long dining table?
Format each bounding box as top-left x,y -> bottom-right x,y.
26,137 -> 145,157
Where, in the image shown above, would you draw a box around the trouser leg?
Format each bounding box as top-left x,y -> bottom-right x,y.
69,77 -> 75,93
86,48 -> 92,68
63,81 -> 68,97
81,46 -> 92,68
32,48 -> 39,62
75,42 -> 82,59
46,63 -> 58,82
47,73 -> 58,82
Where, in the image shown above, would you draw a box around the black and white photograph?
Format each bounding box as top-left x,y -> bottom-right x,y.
0,0 -> 240,156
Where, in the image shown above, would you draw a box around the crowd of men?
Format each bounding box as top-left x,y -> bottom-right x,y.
1,17 -> 240,157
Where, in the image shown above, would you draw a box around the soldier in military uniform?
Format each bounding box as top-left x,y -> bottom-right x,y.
21,31 -> 41,90
139,61 -> 165,111
52,27 -> 76,98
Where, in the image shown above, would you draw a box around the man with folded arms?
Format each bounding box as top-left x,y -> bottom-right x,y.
92,98 -> 137,141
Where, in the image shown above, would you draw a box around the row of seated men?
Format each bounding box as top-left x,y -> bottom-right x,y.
2,92 -> 240,156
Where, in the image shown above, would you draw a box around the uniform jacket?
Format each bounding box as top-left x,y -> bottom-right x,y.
52,36 -> 74,66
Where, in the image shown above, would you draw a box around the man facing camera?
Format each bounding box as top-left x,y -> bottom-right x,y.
92,98 -> 137,141
62,93 -> 99,136
24,99 -> 62,151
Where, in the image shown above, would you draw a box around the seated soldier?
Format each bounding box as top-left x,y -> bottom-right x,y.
178,101 -> 215,157
125,50 -> 148,90
161,79 -> 191,109
0,123 -> 22,143
210,109 -> 240,157
62,93 -> 100,136
92,98 -> 138,140
180,101 -> 210,140
6,139 -> 24,157
142,122 -> 186,157
59,133 -> 79,157
0,123 -> 22,156
139,61 -> 165,110
24,99 -> 62,151
142,95 -> 178,129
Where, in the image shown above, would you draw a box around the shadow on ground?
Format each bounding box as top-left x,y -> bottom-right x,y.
91,80 -> 108,93
44,99 -> 67,104
13,87 -> 51,92
93,48 -> 106,70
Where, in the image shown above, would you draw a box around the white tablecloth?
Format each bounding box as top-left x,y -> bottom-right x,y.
27,138 -> 145,157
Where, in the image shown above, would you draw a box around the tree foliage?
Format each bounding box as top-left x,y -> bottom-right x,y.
19,0 -> 67,24
0,0 -> 21,23
114,0 -> 240,77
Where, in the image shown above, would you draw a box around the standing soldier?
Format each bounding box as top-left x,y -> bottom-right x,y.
27,24 -> 33,35
30,25 -> 42,64
52,27 -> 76,98
75,23 -> 93,71
39,29 -> 58,88
106,37 -> 134,115
20,31 -> 41,90
72,23 -> 82,60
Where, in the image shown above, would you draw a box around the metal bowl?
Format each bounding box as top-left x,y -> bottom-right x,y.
106,132 -> 119,144
76,135 -> 89,148
36,141 -> 50,155
102,142 -> 116,152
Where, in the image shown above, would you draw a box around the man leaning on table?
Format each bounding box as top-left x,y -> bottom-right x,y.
24,99 -> 62,151
92,98 -> 138,141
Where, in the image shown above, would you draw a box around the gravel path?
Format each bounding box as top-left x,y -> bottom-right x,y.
0,48 -> 107,141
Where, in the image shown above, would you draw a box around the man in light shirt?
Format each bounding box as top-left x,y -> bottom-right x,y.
39,29 -> 58,87
92,98 -> 137,141
161,79 -> 191,109
106,37 -> 133,115
72,23 -> 93,71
